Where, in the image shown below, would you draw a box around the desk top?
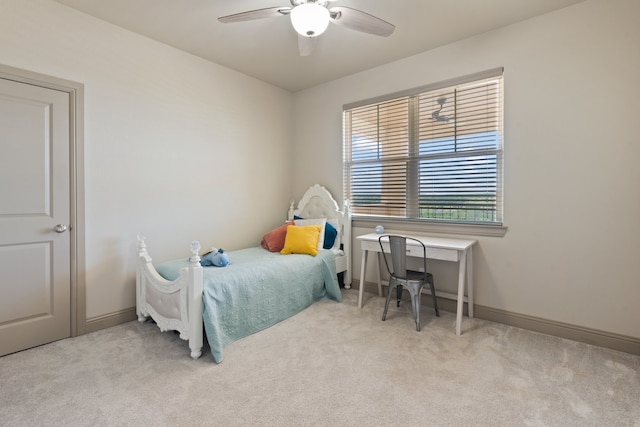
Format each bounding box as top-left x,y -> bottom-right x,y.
357,233 -> 476,251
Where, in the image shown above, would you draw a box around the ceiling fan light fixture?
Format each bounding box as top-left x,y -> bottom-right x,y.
290,3 -> 330,38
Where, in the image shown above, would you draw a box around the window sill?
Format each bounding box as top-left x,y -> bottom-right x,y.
352,217 -> 508,238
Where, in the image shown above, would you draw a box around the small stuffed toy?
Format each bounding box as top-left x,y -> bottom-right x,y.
201,247 -> 230,267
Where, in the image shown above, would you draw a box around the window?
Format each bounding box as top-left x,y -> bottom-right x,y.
343,68 -> 503,225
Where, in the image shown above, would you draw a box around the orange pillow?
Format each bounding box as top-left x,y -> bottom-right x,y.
261,221 -> 294,252
280,225 -> 322,256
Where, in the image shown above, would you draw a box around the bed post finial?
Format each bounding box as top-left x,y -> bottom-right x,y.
189,240 -> 201,264
288,198 -> 295,220
137,232 -> 147,255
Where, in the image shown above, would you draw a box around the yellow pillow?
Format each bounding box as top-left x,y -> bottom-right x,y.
280,225 -> 322,256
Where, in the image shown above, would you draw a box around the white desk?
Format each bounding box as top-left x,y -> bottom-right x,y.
356,233 -> 476,335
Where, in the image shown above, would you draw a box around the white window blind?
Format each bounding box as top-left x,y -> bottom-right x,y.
343,69 -> 503,225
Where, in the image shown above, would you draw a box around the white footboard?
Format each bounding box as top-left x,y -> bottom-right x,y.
136,236 -> 203,359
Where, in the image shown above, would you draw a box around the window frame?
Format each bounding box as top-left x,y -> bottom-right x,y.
343,68 -> 507,236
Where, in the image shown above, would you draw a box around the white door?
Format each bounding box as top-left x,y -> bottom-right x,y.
0,77 -> 71,356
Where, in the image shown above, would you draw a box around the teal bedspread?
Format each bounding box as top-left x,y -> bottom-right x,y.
155,247 -> 341,363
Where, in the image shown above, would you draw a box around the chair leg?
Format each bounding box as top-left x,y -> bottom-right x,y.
382,281 -> 395,321
404,288 -> 421,332
396,284 -> 403,307
413,289 -> 422,332
429,278 -> 439,317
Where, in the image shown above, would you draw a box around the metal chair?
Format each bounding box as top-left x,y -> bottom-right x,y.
378,235 -> 439,331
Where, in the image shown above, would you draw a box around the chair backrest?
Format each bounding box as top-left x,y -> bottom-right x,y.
378,234 -> 427,280
388,235 -> 408,278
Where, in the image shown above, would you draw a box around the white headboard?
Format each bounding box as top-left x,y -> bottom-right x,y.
288,184 -> 352,287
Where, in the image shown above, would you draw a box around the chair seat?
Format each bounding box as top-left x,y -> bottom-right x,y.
400,270 -> 433,282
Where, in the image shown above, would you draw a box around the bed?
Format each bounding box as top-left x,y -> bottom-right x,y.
136,184 -> 352,362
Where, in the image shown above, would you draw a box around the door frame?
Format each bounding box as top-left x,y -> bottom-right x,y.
0,64 -> 86,337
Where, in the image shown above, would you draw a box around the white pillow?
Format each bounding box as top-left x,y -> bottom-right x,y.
327,218 -> 341,250
293,218 -> 326,251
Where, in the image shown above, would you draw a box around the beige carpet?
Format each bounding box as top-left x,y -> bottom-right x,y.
1,289 -> 638,426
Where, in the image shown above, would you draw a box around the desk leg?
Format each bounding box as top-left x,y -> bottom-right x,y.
467,247 -> 474,319
456,249 -> 467,336
375,252 -> 383,297
358,249 -> 368,309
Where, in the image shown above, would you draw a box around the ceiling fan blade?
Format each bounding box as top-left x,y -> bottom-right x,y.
329,6 -> 395,37
218,7 -> 291,24
298,35 -> 317,57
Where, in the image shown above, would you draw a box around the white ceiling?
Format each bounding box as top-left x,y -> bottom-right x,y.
53,0 -> 585,92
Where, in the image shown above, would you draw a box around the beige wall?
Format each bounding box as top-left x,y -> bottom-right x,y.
0,1 -> 294,321
1,0 -> 638,342
291,0 -> 640,339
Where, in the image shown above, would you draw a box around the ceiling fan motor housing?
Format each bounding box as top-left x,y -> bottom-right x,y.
290,2 -> 330,37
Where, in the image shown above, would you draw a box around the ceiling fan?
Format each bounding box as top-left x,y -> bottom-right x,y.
218,0 -> 395,56
432,97 -> 456,123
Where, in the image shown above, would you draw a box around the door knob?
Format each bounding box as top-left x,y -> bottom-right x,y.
53,224 -> 68,233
